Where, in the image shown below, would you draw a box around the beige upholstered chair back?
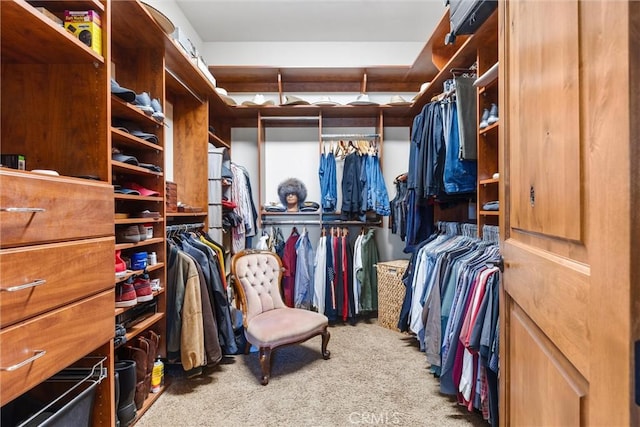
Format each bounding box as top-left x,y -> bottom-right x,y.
232,250 -> 286,324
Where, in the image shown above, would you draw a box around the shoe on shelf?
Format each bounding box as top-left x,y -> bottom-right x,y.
150,98 -> 165,123
133,271 -> 154,303
133,92 -> 154,115
137,225 -> 148,242
116,278 -> 138,308
116,250 -> 127,278
479,108 -> 489,129
116,225 -> 141,244
487,103 -> 499,125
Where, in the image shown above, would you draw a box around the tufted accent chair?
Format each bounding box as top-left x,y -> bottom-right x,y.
231,249 -> 330,385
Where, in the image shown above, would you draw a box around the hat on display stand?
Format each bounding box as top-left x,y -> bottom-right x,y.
387,95 -> 411,106
281,95 -> 310,106
216,87 -> 237,106
242,94 -> 275,106
347,93 -> 379,106
312,96 -> 341,106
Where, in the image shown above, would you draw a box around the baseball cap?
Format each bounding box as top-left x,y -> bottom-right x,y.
112,153 -> 139,166
112,120 -> 159,144
124,182 -> 160,197
111,79 -> 136,103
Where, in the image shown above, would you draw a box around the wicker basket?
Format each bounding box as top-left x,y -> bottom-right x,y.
376,260 -> 409,331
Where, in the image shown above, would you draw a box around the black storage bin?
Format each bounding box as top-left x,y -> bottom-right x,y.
1,379 -> 99,427
446,0 -> 497,44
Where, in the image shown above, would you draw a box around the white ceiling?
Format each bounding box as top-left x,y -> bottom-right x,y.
174,0 -> 446,43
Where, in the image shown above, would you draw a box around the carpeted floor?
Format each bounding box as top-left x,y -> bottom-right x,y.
135,320 -> 487,427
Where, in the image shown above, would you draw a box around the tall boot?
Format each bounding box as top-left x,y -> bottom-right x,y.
142,331 -> 160,392
124,345 -> 148,410
114,360 -> 137,427
136,336 -> 153,398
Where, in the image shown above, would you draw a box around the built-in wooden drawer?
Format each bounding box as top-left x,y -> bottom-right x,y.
0,237 -> 115,328
0,170 -> 113,248
0,290 -> 114,405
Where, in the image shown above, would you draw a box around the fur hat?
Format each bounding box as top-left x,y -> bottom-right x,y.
277,178 -> 307,206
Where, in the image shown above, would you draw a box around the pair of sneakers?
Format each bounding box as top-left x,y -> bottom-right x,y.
115,269 -> 154,308
133,92 -> 165,122
116,225 -> 151,244
479,103 -> 499,129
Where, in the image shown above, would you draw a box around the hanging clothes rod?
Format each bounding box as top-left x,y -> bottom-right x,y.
260,116 -> 320,121
166,222 -> 205,232
261,220 -> 320,226
321,133 -> 380,140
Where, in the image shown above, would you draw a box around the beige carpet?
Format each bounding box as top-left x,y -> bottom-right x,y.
136,320 -> 487,427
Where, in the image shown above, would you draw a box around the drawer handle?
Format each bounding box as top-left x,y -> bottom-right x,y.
0,279 -> 46,292
0,350 -> 46,372
0,207 -> 46,213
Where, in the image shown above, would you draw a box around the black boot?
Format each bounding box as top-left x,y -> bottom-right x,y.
115,360 -> 137,427
114,370 -> 120,427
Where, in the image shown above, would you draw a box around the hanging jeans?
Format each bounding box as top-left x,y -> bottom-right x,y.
319,152 -> 337,212
444,102 -> 477,194
372,155 -> 391,216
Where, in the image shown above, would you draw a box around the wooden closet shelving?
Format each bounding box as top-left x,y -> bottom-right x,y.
1,0 -> 114,424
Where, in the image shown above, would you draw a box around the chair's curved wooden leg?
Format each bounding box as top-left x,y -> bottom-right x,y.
258,347 -> 272,385
321,328 -> 331,359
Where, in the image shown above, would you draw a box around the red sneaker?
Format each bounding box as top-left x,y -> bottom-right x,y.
116,278 -> 137,308
133,271 -> 153,302
115,250 -> 127,278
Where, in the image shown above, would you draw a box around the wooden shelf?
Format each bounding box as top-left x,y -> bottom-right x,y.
114,194 -> 164,202
209,132 -> 231,149
479,121 -> 499,136
111,0 -> 164,50
115,237 -> 165,251
121,312 -> 165,343
112,128 -> 164,152
167,212 -> 207,218
479,210 -> 500,216
211,65 -> 428,95
115,217 -> 164,225
479,178 -> 499,185
115,264 -> 166,286
111,97 -> 165,129
112,161 -> 163,177
164,39 -> 216,98
1,0 -> 104,64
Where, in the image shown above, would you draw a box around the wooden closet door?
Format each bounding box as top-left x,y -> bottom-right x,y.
499,0 -> 638,425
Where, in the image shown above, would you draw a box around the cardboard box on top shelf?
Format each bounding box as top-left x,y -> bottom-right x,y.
64,10 -> 102,55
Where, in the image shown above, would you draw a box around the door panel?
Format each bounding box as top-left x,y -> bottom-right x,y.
504,239 -> 588,375
500,0 -> 635,425
510,305 -> 587,426
508,0 -> 581,241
